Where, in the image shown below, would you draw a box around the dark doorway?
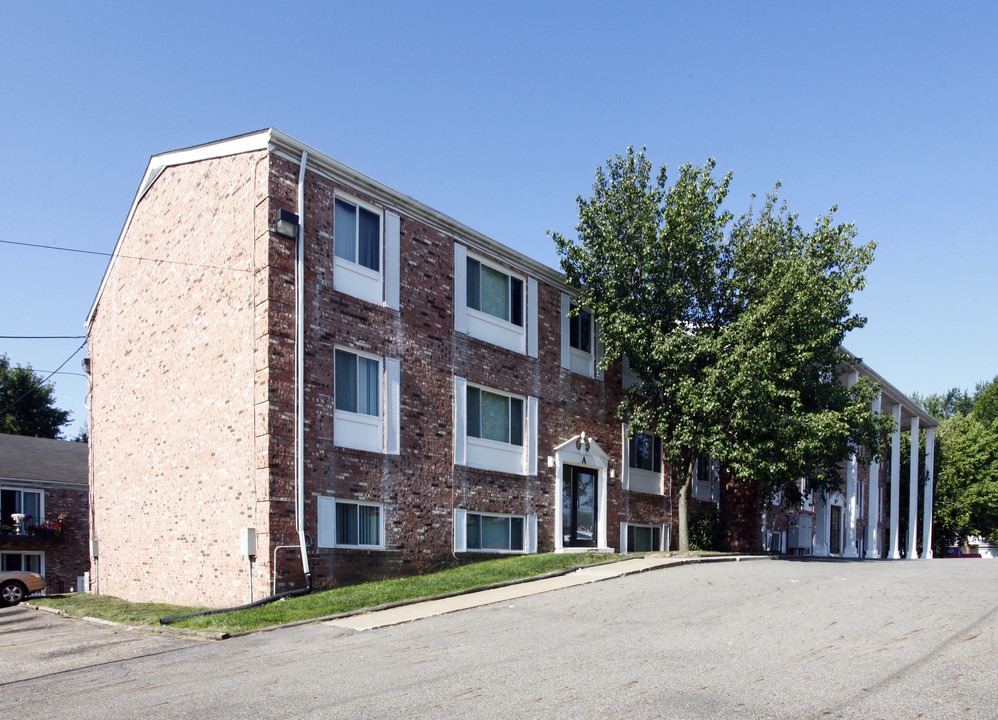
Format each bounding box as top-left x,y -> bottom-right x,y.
563,465 -> 598,547
830,505 -> 843,555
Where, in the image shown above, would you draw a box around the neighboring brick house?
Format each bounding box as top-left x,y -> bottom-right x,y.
0,433 -> 90,593
86,130 -> 934,608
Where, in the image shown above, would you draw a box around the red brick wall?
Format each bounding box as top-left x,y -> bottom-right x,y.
0,486 -> 89,593
277,154 -> 673,589
92,147 -> 676,606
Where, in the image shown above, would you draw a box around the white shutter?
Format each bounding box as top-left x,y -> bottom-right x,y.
594,320 -> 605,380
527,277 -> 538,358
621,423 -> 630,490
620,522 -> 629,553
560,293 -> 570,369
527,514 -> 538,554
454,508 -> 467,553
385,357 -> 401,455
663,524 -> 671,552
384,212 -> 401,310
454,243 -> 467,334
454,376 -> 467,466
527,396 -> 538,475
317,496 -> 336,548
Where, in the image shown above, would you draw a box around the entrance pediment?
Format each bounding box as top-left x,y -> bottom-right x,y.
553,434 -> 609,469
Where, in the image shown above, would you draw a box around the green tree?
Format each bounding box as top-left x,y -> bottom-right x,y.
932,413 -> 998,550
912,387 -> 973,421
553,149 -> 734,550
553,148 -> 885,550
716,189 -> 887,510
73,424 -> 89,443
970,376 -> 998,427
0,354 -> 71,438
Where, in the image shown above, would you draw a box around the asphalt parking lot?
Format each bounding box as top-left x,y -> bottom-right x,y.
3,558 -> 996,719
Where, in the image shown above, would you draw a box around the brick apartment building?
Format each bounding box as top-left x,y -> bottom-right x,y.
86,129 -> 937,607
1,433 -> 90,593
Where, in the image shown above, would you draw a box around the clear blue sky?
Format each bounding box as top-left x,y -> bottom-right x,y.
2,1 -> 995,439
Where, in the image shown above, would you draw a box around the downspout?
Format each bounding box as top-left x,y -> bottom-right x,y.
295,150 -> 312,591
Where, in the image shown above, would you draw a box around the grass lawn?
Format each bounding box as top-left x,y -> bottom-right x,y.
30,552 -> 621,635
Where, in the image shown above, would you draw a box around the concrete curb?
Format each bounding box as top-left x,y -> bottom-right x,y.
24,553 -> 773,640
22,602 -> 229,641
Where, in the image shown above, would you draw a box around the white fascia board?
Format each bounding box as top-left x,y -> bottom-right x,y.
266,129 -> 570,290
85,129 -> 273,328
838,345 -> 939,428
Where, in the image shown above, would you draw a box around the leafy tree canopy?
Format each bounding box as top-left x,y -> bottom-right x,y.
970,376 -> 998,427
933,413 -> 998,545
552,148 -> 885,550
918,375 -> 998,551
912,387 -> 974,421
0,354 -> 71,438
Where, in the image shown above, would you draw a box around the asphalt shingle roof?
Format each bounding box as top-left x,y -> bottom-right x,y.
0,433 -> 88,487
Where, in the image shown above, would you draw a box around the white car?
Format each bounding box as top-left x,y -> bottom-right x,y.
0,571 -> 46,606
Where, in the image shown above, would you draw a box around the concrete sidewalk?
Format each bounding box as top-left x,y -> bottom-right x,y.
325,553 -> 758,631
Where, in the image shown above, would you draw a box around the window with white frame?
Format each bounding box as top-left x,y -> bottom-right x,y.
454,245 -> 535,356
335,349 -> 380,417
332,195 -> 398,308
1,551 -> 43,573
334,348 -> 392,453
466,512 -> 525,552
801,478 -> 814,511
692,454 -> 719,503
625,523 -> 664,553
569,304 -> 591,354
622,425 -> 663,495
467,256 -> 523,327
335,198 -> 381,272
454,377 -> 536,476
560,294 -> 601,378
1,488 -> 43,526
467,385 -> 523,447
629,433 -> 662,473
454,508 -> 537,554
317,497 -> 383,549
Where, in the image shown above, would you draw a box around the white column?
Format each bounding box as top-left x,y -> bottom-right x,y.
922,427 -> 935,559
813,493 -> 830,557
844,452 -> 859,557
843,372 -> 860,557
889,404 -> 902,559
907,416 -> 920,559
865,392 -> 882,559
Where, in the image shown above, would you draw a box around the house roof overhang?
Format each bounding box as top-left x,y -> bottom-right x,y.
840,346 -> 939,430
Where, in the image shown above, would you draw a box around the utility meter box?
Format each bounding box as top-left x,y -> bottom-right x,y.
240,527 -> 257,557
788,514 -> 813,550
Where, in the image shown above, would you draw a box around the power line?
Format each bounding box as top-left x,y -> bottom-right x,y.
0,239 -> 251,273
0,340 -> 88,418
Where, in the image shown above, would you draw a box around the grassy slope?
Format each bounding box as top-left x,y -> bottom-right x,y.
30,552 -> 619,634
